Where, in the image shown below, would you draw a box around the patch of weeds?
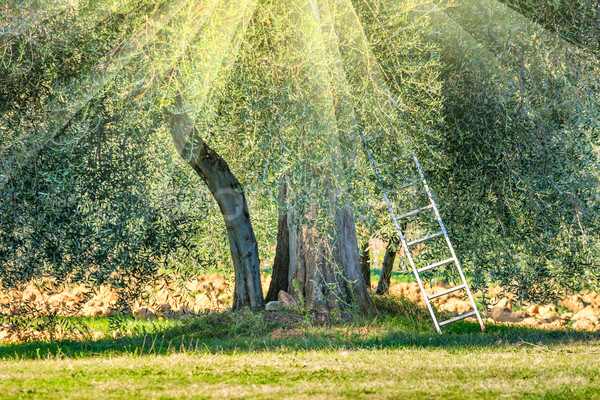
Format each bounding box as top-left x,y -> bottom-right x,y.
1,314 -> 96,343
262,309 -> 305,328
164,308 -> 296,340
372,294 -> 430,323
369,294 -> 439,334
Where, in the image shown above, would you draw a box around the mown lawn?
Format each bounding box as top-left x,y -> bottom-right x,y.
0,297 -> 599,399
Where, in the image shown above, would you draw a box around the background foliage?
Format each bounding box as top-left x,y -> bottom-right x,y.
0,2 -> 209,299
0,0 -> 598,305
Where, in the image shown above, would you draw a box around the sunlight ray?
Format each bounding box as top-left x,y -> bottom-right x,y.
167,0 -> 259,135
317,0 -> 416,146
177,0 -> 258,117
37,0 -> 189,146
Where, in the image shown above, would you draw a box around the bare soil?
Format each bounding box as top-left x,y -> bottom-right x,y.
1,273 -> 598,343
384,280 -> 600,332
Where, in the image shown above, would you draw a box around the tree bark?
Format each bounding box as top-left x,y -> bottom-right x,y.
269,187 -> 377,315
359,241 -> 371,291
265,182 -> 290,302
376,239 -> 397,295
168,111 -> 264,310
331,208 -> 376,314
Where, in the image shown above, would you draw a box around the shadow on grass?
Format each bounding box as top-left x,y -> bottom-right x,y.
1,298 -> 599,360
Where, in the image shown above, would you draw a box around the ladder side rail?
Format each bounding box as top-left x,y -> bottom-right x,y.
358,123 -> 479,333
359,126 -> 441,333
411,154 -> 486,332
382,191 -> 442,334
358,130 -> 383,181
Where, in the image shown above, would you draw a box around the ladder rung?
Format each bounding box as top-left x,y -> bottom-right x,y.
376,155 -> 414,169
396,204 -> 433,220
407,231 -> 443,246
398,179 -> 420,190
366,134 -> 384,141
439,310 -> 477,326
417,257 -> 455,274
428,284 -> 466,300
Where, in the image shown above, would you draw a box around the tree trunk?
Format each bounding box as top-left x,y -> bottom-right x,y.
168,111 -> 264,311
265,182 -> 289,302
268,184 -> 377,315
359,241 -> 371,291
331,208 -> 376,314
376,239 -> 397,295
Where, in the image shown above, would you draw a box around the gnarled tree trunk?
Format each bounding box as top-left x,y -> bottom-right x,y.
268,184 -> 376,315
169,111 -> 264,311
265,182 -> 290,303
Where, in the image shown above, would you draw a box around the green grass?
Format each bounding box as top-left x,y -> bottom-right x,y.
0,297 -> 599,399
369,268 -> 415,286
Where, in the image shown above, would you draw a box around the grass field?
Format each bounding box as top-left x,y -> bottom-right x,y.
1,297 -> 599,399
2,343 -> 599,399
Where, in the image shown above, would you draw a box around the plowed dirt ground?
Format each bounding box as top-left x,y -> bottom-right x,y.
1,273 -> 598,343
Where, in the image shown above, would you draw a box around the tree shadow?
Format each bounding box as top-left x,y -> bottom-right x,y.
1,309 -> 598,360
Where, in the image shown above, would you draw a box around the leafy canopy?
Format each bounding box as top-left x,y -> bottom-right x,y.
0,0 -> 598,303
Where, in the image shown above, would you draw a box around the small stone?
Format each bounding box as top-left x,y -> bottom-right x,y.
572,307 -> 599,323
559,295 -> 585,313
159,303 -> 172,314
527,304 -> 540,315
278,290 -> 297,308
572,319 -> 596,331
103,308 -> 118,317
265,301 -> 283,311
520,317 -> 540,327
496,298 -> 513,311
538,304 -> 557,318
135,307 -> 156,319
539,316 -> 565,328
491,306 -> 510,321
561,312 -> 574,320
436,280 -> 453,290
491,307 -> 529,323
196,294 -> 211,306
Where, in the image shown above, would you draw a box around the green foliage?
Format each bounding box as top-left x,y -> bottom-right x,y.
350,0 -> 600,300
0,0 -> 599,305
426,0 -> 600,301
0,1 -> 209,296
501,0 -> 600,54
349,0 -> 448,241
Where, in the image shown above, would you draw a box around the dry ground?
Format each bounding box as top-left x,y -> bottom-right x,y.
1,272 -> 599,343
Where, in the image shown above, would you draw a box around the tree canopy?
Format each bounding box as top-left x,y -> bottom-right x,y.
0,0 -> 599,306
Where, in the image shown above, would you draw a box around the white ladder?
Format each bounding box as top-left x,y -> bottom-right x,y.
359,130 -> 486,334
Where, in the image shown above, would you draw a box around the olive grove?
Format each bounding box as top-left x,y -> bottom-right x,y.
0,0 -> 599,318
